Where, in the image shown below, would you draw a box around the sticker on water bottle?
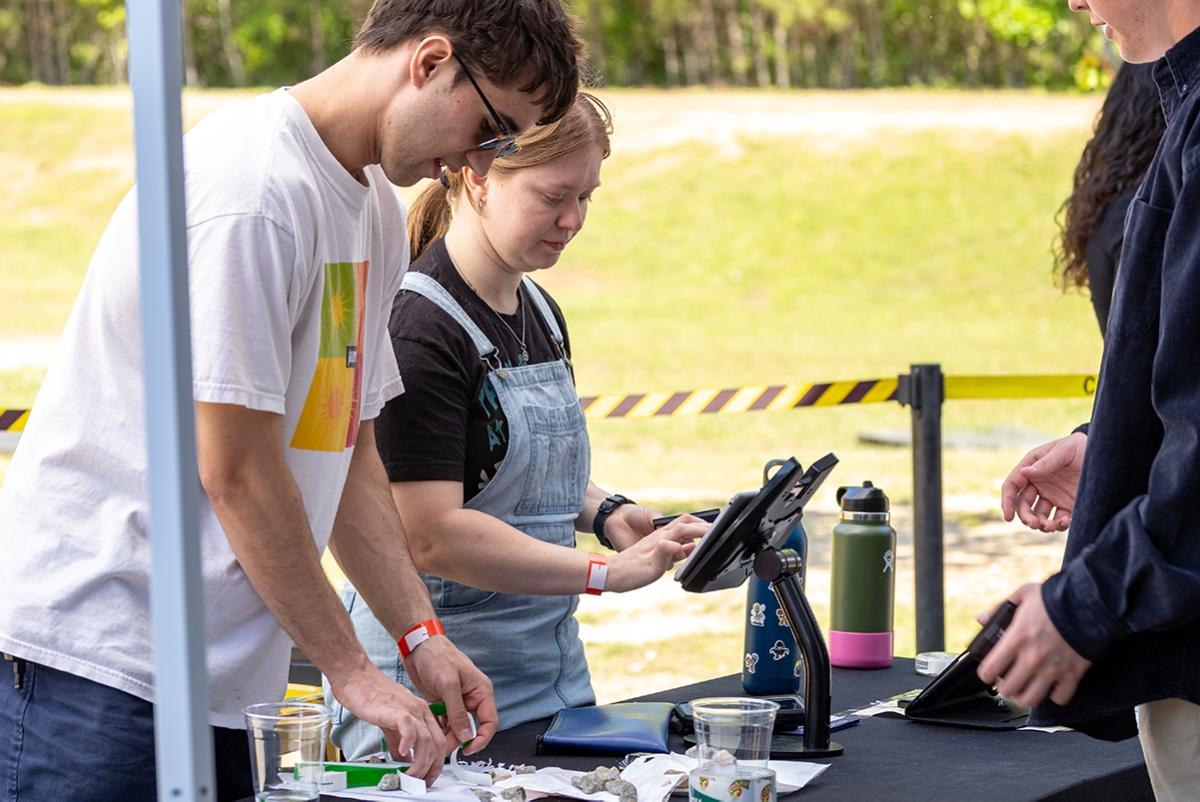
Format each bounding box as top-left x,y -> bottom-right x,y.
744,653 -> 759,674
749,603 -> 766,627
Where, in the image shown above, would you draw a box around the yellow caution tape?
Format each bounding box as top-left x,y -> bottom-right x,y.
0,375 -> 1098,429
581,379 -> 900,420
580,374 -> 1096,419
0,409 -> 30,432
945,374 -> 1097,400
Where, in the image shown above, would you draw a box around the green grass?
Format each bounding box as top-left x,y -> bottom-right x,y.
0,102 -> 134,334
538,126 -> 1100,503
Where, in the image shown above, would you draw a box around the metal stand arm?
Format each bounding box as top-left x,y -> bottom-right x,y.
754,548 -> 844,758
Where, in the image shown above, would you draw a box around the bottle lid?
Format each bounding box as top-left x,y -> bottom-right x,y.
915,651 -> 958,677
836,481 -> 889,513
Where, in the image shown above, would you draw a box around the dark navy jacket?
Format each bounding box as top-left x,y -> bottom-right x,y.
1031,26 -> 1200,741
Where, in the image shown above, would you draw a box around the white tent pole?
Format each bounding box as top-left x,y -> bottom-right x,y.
126,0 -> 215,798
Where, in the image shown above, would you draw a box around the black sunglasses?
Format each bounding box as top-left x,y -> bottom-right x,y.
452,51 -> 519,159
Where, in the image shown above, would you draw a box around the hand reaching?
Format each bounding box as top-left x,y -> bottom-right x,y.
1000,432 -> 1087,532
976,583 -> 1092,708
403,635 -> 499,757
326,661 -> 449,781
604,509 -> 708,592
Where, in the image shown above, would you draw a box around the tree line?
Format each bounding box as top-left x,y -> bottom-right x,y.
3,0 -> 1111,91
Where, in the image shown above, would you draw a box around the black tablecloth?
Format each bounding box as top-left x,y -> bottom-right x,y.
472,660 -> 1152,802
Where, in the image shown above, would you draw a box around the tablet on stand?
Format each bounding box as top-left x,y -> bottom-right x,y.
674,454 -> 844,757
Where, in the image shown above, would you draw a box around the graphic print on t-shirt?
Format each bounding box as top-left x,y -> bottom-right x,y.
291,260 -> 368,451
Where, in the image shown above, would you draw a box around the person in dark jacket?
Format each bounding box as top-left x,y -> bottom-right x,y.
1054,61 -> 1165,338
986,1 -> 1200,799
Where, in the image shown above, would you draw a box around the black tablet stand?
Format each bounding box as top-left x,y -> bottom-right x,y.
754,547 -> 843,757
673,453 -> 843,758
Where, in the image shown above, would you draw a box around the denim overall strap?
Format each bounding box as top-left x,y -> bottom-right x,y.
521,276 -> 563,344
401,272 -> 496,359
330,273 -> 594,758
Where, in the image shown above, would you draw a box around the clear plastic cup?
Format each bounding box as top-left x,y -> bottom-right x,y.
243,701 -> 331,801
691,697 -> 780,768
689,765 -> 777,802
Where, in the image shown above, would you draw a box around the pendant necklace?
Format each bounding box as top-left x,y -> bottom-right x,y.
452,255 -> 530,363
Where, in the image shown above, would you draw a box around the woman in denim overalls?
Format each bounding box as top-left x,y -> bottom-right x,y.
328,94 -> 708,758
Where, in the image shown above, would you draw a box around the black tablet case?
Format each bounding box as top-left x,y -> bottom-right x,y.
901,648 -> 1029,729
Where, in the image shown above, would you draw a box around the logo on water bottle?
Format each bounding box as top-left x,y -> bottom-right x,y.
883,549 -> 894,573
776,608 -> 789,628
769,640 -> 790,661
794,661 -> 803,677
744,652 -> 759,674
749,602 -> 766,627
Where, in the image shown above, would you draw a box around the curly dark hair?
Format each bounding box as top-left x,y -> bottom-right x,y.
1054,62 -> 1166,290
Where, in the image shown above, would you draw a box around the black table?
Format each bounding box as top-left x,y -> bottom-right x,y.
476,660 -> 1152,801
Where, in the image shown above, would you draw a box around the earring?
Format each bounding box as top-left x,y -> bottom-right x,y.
477,198 -> 484,211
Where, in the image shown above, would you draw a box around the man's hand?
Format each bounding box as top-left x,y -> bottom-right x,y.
403,636 -> 499,756
328,661 -> 449,780
1000,432 -> 1087,532
976,583 -> 1092,708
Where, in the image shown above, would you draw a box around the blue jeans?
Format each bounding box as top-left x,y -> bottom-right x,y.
1,657 -> 252,801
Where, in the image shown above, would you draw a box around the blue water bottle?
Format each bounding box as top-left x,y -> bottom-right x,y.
742,518 -> 806,695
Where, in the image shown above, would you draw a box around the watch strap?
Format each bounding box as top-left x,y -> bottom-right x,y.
593,494 -> 635,550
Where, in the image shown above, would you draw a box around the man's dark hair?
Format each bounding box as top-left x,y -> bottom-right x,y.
354,0 -> 583,125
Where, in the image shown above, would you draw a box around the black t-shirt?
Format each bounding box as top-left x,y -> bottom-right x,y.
375,239 -> 573,502
1085,187 -> 1137,340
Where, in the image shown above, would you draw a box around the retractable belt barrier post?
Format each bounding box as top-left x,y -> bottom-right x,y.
2,368 -> 1099,654
897,364 -> 945,654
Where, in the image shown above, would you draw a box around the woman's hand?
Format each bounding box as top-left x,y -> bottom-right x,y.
598,502 -> 660,551
603,513 -> 709,592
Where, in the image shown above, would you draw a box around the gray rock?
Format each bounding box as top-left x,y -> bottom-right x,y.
377,773 -> 402,791
577,773 -> 605,794
605,778 -> 638,802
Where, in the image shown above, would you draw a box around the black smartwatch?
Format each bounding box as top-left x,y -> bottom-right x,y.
592,494 -> 636,550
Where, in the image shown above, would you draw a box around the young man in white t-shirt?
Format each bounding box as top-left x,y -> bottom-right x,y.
0,2 -> 583,799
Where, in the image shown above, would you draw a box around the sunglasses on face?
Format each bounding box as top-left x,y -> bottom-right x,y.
452,51 -> 519,159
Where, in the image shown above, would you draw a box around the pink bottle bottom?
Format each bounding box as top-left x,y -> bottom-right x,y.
828,630 -> 893,668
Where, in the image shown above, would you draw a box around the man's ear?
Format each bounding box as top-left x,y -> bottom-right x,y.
409,34 -> 454,89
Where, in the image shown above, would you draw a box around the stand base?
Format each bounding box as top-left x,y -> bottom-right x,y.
684,733 -> 845,759
768,736 -> 844,759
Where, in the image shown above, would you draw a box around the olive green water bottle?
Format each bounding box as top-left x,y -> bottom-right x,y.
829,482 -> 895,668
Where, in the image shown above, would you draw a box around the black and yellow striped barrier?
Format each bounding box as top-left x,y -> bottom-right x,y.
0,374 -> 1098,431
0,409 -> 28,433
579,373 -> 1096,420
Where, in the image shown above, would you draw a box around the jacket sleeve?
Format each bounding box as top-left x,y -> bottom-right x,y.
1042,143 -> 1200,661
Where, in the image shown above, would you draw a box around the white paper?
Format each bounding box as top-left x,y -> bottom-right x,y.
313,753 -> 828,802
620,754 -> 828,801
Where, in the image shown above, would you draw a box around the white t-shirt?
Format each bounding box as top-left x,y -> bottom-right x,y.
0,89 -> 408,727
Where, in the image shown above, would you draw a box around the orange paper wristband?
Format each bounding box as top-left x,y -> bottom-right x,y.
398,619 -> 445,659
586,553 -> 608,596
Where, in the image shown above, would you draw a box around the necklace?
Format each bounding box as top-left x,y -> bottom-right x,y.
450,254 -> 530,363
